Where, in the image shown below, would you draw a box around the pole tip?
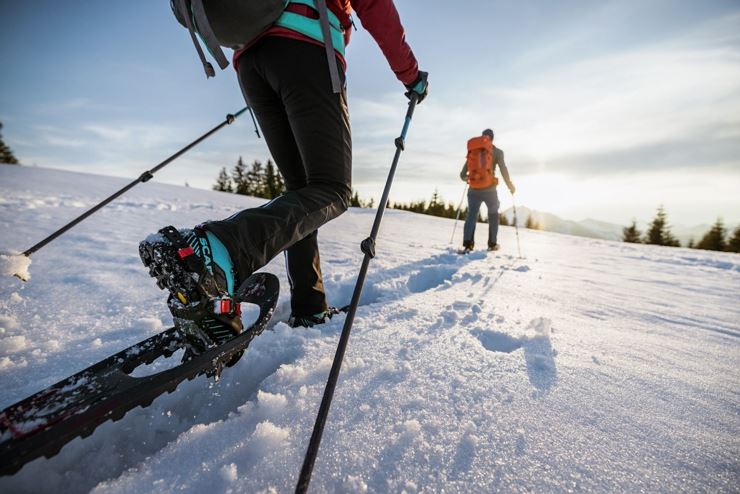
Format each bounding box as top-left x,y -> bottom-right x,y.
1,252 -> 32,282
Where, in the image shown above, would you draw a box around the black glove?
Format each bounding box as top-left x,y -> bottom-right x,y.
405,71 -> 429,104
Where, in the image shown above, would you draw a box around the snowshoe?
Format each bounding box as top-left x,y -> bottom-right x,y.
139,225 -> 242,354
0,271 -> 279,477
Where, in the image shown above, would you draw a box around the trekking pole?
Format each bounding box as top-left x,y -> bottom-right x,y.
512,194 -> 522,259
295,95 -> 419,494
19,108 -> 249,260
449,183 -> 468,244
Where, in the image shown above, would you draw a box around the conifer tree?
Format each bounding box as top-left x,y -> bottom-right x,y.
275,163 -> 285,194
350,190 -> 361,207
213,167 -> 233,192
499,213 -> 509,226
622,220 -> 642,243
696,218 -> 727,251
525,214 -> 539,229
232,157 -> 248,195
644,206 -> 680,246
428,190 -> 445,217
263,159 -> 284,199
246,160 -> 265,198
727,226 -> 740,253
0,122 -> 20,165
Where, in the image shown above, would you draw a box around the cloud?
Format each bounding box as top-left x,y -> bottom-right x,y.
83,124 -> 131,142
349,10 -> 740,187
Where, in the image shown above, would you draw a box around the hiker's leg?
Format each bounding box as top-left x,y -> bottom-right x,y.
485,188 -> 501,245
463,190 -> 483,247
285,230 -> 328,316
206,37 -> 351,283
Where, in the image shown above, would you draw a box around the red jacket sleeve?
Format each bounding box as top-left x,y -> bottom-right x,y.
349,0 -> 419,85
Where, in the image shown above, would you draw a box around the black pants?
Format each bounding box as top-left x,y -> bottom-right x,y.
206,37 -> 352,317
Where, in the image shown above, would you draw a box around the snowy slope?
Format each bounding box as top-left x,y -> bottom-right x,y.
0,165 -> 738,493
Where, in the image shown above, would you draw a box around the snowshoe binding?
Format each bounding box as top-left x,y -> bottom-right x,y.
289,306 -> 344,328
139,225 -> 243,360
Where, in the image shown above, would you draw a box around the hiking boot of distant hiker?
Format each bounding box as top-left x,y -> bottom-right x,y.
461,240 -> 475,254
289,307 -> 342,328
488,243 -> 501,251
139,225 -> 243,350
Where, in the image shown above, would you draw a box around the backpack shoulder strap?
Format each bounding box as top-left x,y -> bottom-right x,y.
191,0 -> 230,71
174,0 -> 217,77
316,0 -> 342,93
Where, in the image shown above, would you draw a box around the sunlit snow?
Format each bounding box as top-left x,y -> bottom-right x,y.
0,165 -> 738,493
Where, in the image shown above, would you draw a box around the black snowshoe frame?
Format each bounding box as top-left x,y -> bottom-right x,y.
0,272 -> 279,477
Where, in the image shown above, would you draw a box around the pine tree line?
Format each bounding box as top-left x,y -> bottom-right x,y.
0,122 -> 20,165
388,189 -> 520,226
623,206 -> 740,253
214,157 -> 286,199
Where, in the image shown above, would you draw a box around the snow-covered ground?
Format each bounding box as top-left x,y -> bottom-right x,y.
0,165 -> 738,493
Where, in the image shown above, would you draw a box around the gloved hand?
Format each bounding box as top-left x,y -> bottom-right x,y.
509,183 -> 516,194
405,71 -> 429,104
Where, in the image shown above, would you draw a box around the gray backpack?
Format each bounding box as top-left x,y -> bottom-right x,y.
171,0 -> 343,92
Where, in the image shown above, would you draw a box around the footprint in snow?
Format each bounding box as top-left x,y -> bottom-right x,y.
407,265 -> 458,293
471,329 -> 522,353
471,317 -> 558,394
523,318 -> 557,394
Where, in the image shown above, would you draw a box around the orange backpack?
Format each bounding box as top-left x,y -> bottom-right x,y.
466,136 -> 498,189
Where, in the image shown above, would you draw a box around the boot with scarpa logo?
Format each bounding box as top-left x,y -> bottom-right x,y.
139,225 -> 243,354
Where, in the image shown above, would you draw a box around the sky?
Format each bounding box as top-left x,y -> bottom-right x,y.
1,0 -> 739,227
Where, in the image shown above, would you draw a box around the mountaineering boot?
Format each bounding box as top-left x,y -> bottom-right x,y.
139,225 -> 243,353
289,307 -> 343,328
460,240 -> 475,254
488,243 -> 501,251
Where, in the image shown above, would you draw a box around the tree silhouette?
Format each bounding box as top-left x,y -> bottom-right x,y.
622,220 -> 642,243
245,160 -> 265,197
232,157 -> 248,195
0,122 -> 20,165
525,214 -> 539,230
263,159 -> 284,199
213,167 -> 233,192
644,206 -> 680,246
696,218 -> 727,251
727,226 -> 740,253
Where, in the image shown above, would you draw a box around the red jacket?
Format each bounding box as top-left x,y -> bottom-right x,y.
234,0 -> 419,86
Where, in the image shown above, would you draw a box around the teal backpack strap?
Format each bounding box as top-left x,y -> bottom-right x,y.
274,0 -> 345,93
191,0 -> 230,71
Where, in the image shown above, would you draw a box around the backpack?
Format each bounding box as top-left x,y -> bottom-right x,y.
171,0 -> 344,92
466,135 -> 498,189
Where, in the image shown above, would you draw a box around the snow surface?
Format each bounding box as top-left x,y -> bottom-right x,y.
0,252 -> 32,282
0,165 -> 738,493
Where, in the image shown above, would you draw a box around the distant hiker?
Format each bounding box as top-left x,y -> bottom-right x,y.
460,129 -> 515,252
140,0 -> 428,347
